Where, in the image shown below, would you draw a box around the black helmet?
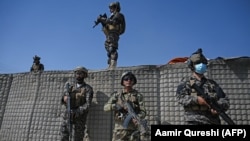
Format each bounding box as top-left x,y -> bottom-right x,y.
120,71 -> 137,86
187,48 -> 208,71
74,66 -> 88,78
109,1 -> 121,12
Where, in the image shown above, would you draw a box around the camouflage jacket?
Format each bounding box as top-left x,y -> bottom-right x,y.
176,76 -> 230,124
102,12 -> 125,36
104,89 -> 146,129
30,63 -> 44,72
61,82 -> 93,115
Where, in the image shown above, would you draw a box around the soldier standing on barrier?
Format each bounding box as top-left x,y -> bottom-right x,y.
93,1 -> 126,69
104,72 -> 149,141
60,66 -> 93,141
176,48 -> 230,125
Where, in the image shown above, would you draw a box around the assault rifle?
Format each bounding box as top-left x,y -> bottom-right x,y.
66,83 -> 73,141
93,13 -> 107,28
190,82 -> 236,125
122,101 -> 150,136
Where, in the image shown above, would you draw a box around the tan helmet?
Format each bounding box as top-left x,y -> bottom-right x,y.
74,66 -> 88,78
187,48 -> 208,71
120,71 -> 137,86
109,1 -> 121,12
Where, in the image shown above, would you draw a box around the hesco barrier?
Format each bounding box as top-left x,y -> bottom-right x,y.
0,57 -> 249,141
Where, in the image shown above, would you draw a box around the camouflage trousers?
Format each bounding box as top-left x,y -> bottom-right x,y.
60,111 -> 88,141
112,129 -> 140,141
105,32 -> 119,63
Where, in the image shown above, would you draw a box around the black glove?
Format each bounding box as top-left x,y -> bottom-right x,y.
115,104 -> 128,114
71,109 -> 80,119
115,104 -> 123,111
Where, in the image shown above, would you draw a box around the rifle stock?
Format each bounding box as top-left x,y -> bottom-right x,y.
191,82 -> 236,125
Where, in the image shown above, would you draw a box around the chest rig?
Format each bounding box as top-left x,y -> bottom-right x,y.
115,90 -> 140,120
189,79 -> 218,100
103,13 -> 125,35
186,78 -> 218,111
70,85 -> 87,108
32,64 -> 41,72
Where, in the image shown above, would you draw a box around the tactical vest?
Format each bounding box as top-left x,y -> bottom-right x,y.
185,78 -> 218,111
102,13 -> 125,36
114,90 -> 140,120
102,24 -> 120,36
32,64 -> 40,72
70,86 -> 87,109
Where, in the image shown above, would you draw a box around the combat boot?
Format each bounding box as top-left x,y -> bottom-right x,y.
109,60 -> 117,70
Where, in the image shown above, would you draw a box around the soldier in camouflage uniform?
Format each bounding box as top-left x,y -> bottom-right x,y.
60,66 -> 93,141
176,48 -> 230,125
30,55 -> 44,73
104,72 -> 148,141
96,1 -> 126,69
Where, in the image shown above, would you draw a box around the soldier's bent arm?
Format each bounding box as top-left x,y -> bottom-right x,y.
104,93 -> 118,112
176,82 -> 199,107
214,82 -> 230,112
40,64 -> 44,71
61,83 -> 69,105
137,93 -> 146,119
107,13 -> 122,25
80,85 -> 93,113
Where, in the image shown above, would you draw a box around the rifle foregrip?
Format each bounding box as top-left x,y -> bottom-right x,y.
123,114 -> 133,128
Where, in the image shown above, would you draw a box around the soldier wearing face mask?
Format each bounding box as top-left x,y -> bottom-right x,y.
176,48 -> 230,125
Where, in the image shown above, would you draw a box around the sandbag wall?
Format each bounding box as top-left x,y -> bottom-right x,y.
0,57 -> 249,141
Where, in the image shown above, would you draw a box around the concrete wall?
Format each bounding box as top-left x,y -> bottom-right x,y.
0,57 -> 249,141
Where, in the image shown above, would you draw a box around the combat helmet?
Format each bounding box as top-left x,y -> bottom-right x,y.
187,48 -> 208,71
33,55 -> 41,64
120,71 -> 137,86
109,1 -> 121,12
74,66 -> 88,78
33,55 -> 41,60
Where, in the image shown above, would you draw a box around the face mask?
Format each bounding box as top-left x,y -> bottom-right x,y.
194,63 -> 207,74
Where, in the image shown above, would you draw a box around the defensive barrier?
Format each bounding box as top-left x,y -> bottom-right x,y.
0,57 -> 249,141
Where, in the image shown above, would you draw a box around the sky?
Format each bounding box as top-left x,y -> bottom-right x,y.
1,0 -> 250,74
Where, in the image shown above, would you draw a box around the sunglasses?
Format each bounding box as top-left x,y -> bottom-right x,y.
123,76 -> 134,81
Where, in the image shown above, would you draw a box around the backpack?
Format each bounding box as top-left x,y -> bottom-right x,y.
119,13 -> 126,35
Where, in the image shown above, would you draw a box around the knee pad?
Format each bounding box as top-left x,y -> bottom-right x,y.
111,51 -> 118,60
107,46 -> 116,53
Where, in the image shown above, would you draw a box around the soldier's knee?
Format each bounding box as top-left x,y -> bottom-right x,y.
111,52 -> 118,60
106,46 -> 116,53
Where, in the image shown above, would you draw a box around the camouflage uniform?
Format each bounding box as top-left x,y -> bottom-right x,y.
176,48 -> 230,125
98,1 -> 126,69
30,55 -> 44,73
104,72 -> 148,141
176,76 -> 230,124
104,90 -> 146,141
60,67 -> 93,141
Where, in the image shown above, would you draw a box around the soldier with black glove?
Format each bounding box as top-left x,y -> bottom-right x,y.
176,48 -> 230,125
